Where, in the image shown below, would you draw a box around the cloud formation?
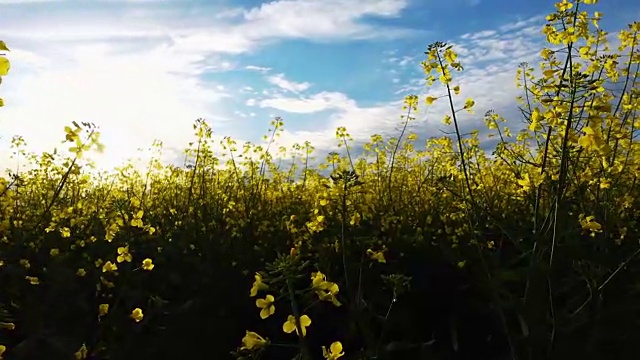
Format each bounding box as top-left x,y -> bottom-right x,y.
254,15 -> 550,153
266,74 -> 312,93
1,0 -> 634,173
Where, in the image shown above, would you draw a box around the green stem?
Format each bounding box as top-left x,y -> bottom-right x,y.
287,279 -> 311,360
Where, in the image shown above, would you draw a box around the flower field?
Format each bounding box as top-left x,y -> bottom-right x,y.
0,1 -> 639,359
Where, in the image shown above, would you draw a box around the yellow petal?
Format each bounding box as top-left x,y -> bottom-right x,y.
283,319 -> 296,333
0,57 -> 10,76
300,315 -> 311,327
328,283 -> 339,293
330,341 -> 343,354
260,307 -> 271,319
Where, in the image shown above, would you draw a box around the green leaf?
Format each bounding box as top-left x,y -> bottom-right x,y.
0,41 -> 9,52
0,57 -> 9,76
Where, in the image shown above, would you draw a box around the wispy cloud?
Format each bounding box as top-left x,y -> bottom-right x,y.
245,65 -> 271,73
258,15 -> 552,154
259,92 -> 354,114
0,0 -> 58,3
266,73 -> 312,93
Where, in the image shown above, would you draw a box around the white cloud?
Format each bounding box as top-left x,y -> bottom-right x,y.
0,0 -> 418,171
266,73 -> 311,93
461,30 -> 497,40
0,0 -> 58,3
241,0 -> 408,41
185,0 -> 414,52
263,98 -> 408,152
388,55 -> 415,67
261,15 -> 554,154
499,15 -> 545,32
171,31 -> 255,55
259,92 -> 354,113
453,17 -> 544,65
4,0 -> 413,55
0,0 -> 579,175
0,0 -> 412,171
245,65 -> 271,73
0,41 -> 230,172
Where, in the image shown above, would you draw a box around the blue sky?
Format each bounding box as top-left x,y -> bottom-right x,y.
0,0 -> 638,171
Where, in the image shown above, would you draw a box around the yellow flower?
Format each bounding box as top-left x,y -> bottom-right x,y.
250,273 -> 268,297
453,85 -> 460,95
76,268 -> 86,277
50,248 -> 60,257
74,343 -> 88,360
142,258 -> 154,271
517,173 -> 531,190
322,341 -> 345,360
0,345 -> 5,359
241,331 -> 268,351
98,303 -> 109,317
60,227 -> 71,238
443,48 -> 457,63
367,249 -> 386,263
425,96 -> 437,105
117,245 -> 132,263
463,98 -> 475,113
0,322 -> 14,330
555,0 -> 573,12
25,276 -> 39,285
320,282 -> 342,306
131,210 -> 144,227
580,215 -> 602,233
578,126 -> 604,151
311,271 -> 326,288
102,261 -> 117,273
539,48 -> 553,61
130,308 -> 144,322
255,295 -> 276,319
529,108 -> 543,131
283,314 -> 311,337
310,271 -> 341,305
